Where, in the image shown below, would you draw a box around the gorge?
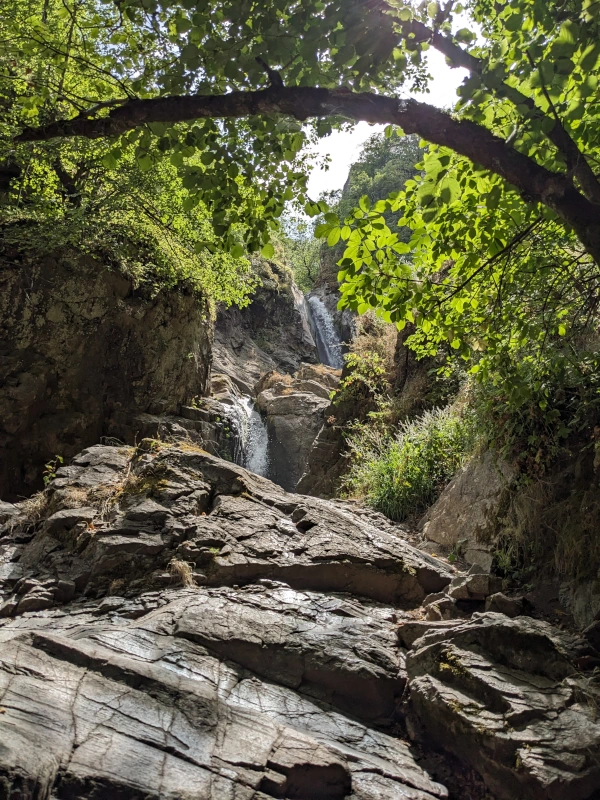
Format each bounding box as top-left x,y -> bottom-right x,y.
2,251 -> 600,800
3,0 -> 600,796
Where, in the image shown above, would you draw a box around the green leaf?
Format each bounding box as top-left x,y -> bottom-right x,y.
327,227 -> 341,246
315,223 -> 331,238
261,242 -> 275,258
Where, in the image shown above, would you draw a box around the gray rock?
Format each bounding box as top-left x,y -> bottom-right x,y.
425,597 -> 464,621
17,591 -> 54,613
0,501 -> 18,525
0,248 -> 211,500
485,592 -> 525,617
44,506 -> 97,535
173,585 -> 405,723
406,613 -> 599,800
420,449 -> 517,570
256,388 -> 330,490
448,572 -> 503,600
3,442 -> 600,799
0,591 -> 447,800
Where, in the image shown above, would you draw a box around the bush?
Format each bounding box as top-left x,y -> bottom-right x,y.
343,404 -> 477,522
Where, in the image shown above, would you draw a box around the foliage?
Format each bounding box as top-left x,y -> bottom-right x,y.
0,0 -> 264,301
42,454 -> 63,486
278,214 -> 321,291
310,1 -> 600,457
471,345 -> 600,474
343,404 -> 477,521
3,0 -> 600,475
0,144 -> 258,303
336,132 -> 421,235
334,351 -> 389,407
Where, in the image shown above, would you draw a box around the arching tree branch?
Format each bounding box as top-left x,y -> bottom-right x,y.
392,9 -> 600,204
16,85 -> 600,263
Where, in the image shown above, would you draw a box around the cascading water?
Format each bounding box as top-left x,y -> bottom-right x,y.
306,295 -> 345,369
239,396 -> 270,476
229,394 -> 270,477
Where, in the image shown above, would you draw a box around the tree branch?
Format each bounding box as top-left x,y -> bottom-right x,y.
394,11 -> 600,204
15,85 -> 600,263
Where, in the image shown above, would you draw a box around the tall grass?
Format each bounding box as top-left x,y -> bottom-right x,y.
343,405 -> 477,521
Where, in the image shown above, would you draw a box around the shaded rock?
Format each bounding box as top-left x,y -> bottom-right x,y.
560,578 -> 600,630
44,506 -> 97,535
583,619 -> 600,653
424,597 -> 464,621
296,422 -> 348,498
420,449 -> 516,570
448,572 -> 503,601
257,388 -> 332,491
485,592 -> 525,617
0,249 -> 212,500
214,267 -> 317,394
0,501 -> 18,525
406,612 -> 600,800
17,591 -> 54,613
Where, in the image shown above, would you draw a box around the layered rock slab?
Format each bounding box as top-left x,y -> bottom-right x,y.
403,613 -> 600,800
3,443 -> 600,799
1,444 -> 453,613
0,443 -> 454,798
0,588 -> 447,800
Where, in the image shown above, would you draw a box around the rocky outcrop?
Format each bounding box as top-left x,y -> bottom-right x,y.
256,364 -> 340,491
214,261 -> 317,394
0,442 -> 453,799
1,443 -> 600,799
420,450 -> 517,571
0,247 -> 212,500
402,613 -> 600,800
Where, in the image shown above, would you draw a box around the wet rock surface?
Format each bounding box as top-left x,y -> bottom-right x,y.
214,265 -> 317,395
1,444 -> 599,799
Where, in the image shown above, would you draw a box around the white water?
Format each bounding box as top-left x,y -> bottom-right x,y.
233,395 -> 270,477
306,295 -> 344,369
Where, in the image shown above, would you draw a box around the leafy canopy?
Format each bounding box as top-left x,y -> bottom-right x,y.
3,0 -> 600,379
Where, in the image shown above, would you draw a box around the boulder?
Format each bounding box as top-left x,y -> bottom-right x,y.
405,613 -> 600,800
485,592 -> 525,617
0,250 -> 212,500
256,388 -> 331,491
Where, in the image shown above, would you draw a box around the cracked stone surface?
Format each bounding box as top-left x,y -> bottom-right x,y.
1,444 -> 600,799
404,613 -> 600,800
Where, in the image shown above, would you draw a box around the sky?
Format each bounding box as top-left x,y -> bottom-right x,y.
306,50 -> 469,198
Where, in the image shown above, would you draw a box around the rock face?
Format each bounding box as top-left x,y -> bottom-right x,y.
2,443 -> 600,799
0,443 -> 452,800
214,262 -> 317,394
256,364 -> 340,491
0,248 -> 212,500
403,613 -> 600,800
420,450 -> 517,570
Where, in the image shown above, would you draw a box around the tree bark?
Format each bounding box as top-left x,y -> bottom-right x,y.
16,85 -> 600,263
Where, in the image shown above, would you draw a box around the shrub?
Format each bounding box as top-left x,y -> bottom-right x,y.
343,404 -> 477,522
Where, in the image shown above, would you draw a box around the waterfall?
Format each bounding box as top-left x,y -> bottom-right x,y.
239,396 -> 270,476
229,395 -> 270,477
306,295 -> 345,369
